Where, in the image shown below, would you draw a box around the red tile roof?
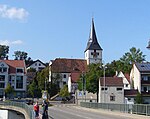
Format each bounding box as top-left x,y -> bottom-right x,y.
51,58 -> 87,73
100,77 -> 123,86
71,72 -> 81,83
124,73 -> 131,84
0,60 -> 26,74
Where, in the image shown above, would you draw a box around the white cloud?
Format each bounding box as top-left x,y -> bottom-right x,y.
0,4 -> 29,21
0,40 -> 23,46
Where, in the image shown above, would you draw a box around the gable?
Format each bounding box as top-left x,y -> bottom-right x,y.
0,61 -> 9,68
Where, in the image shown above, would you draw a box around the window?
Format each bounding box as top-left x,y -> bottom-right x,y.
35,63 -> 37,66
39,63 -> 41,66
63,74 -> 66,78
0,83 -> 5,88
148,77 -> 150,81
91,52 -> 93,55
3,68 -> 7,72
63,82 -> 66,85
0,75 -> 5,81
101,87 -> 108,91
144,87 -> 148,92
117,88 -> 122,91
143,76 -> 148,81
0,67 -> 7,72
16,76 -> 23,89
97,53 -> 99,55
17,68 -> 23,73
110,95 -> 115,101
125,84 -> 128,87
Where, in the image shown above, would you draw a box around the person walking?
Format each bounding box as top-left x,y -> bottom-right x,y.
42,100 -> 48,119
33,101 -> 39,119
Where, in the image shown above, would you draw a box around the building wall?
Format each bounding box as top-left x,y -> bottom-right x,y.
99,82 -> 124,103
51,72 -> 70,89
133,64 -> 141,93
28,61 -> 45,71
85,50 -> 102,65
117,72 -> 131,90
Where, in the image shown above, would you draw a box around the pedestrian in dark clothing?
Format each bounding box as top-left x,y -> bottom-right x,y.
42,100 -> 48,119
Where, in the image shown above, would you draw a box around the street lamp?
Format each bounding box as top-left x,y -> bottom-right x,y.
103,63 -> 106,103
147,40 -> 150,49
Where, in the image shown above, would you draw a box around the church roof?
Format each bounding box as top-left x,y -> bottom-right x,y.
85,18 -> 102,52
51,58 -> 87,73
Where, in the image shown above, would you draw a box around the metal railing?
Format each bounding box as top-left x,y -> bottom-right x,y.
0,101 -> 34,119
80,102 -> 150,116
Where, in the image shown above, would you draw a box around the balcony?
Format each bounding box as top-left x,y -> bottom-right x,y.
141,80 -> 150,84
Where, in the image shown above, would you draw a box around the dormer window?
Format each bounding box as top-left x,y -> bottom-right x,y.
17,68 -> 24,73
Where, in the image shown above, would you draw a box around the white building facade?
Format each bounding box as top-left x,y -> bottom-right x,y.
99,77 -> 124,104
130,63 -> 150,104
27,59 -> 46,71
0,60 -> 27,98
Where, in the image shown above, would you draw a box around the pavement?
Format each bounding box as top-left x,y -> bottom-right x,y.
73,105 -> 150,119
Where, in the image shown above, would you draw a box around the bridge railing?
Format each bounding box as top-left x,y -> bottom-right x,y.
0,101 -> 34,119
80,102 -> 150,116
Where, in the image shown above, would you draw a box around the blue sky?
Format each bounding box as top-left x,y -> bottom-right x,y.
0,0 -> 150,63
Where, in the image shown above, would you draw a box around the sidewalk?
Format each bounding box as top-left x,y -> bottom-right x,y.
74,106 -> 150,119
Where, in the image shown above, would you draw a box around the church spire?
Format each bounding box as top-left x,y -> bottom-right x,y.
85,18 -> 102,52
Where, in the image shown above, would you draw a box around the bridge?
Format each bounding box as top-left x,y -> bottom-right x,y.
0,101 -> 34,119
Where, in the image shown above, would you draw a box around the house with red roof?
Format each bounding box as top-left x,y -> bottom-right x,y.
117,71 -> 131,90
99,77 -> 124,103
0,60 -> 27,98
49,58 -> 87,93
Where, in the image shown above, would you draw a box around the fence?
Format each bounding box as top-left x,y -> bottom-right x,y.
0,101 -> 34,119
80,102 -> 150,116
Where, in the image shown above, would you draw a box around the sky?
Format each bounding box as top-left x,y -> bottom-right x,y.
0,0 -> 150,63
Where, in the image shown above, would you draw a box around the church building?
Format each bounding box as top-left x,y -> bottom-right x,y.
49,18 -> 102,92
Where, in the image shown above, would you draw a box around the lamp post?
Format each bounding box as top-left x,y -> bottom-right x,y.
103,63 -> 105,103
147,40 -> 150,49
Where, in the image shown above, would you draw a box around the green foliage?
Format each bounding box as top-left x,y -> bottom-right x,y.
14,51 -> 28,60
135,92 -> 143,104
78,63 -> 102,94
5,83 -> 14,98
27,68 -> 36,72
0,45 -> 9,59
36,67 -> 49,91
120,47 -> 146,64
59,85 -> 69,97
36,67 -> 60,98
106,47 -> 146,74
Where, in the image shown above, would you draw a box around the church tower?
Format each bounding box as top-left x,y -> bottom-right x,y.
85,18 -> 103,65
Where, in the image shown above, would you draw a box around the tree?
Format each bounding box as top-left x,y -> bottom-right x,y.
78,63 -> 103,102
135,92 -> 143,104
27,80 -> 37,98
5,83 -> 14,98
119,47 -> 146,73
59,85 -> 69,97
0,45 -> 9,59
120,47 -> 146,64
13,51 -> 28,60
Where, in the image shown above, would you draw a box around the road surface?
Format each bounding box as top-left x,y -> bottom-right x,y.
47,104 -> 149,119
